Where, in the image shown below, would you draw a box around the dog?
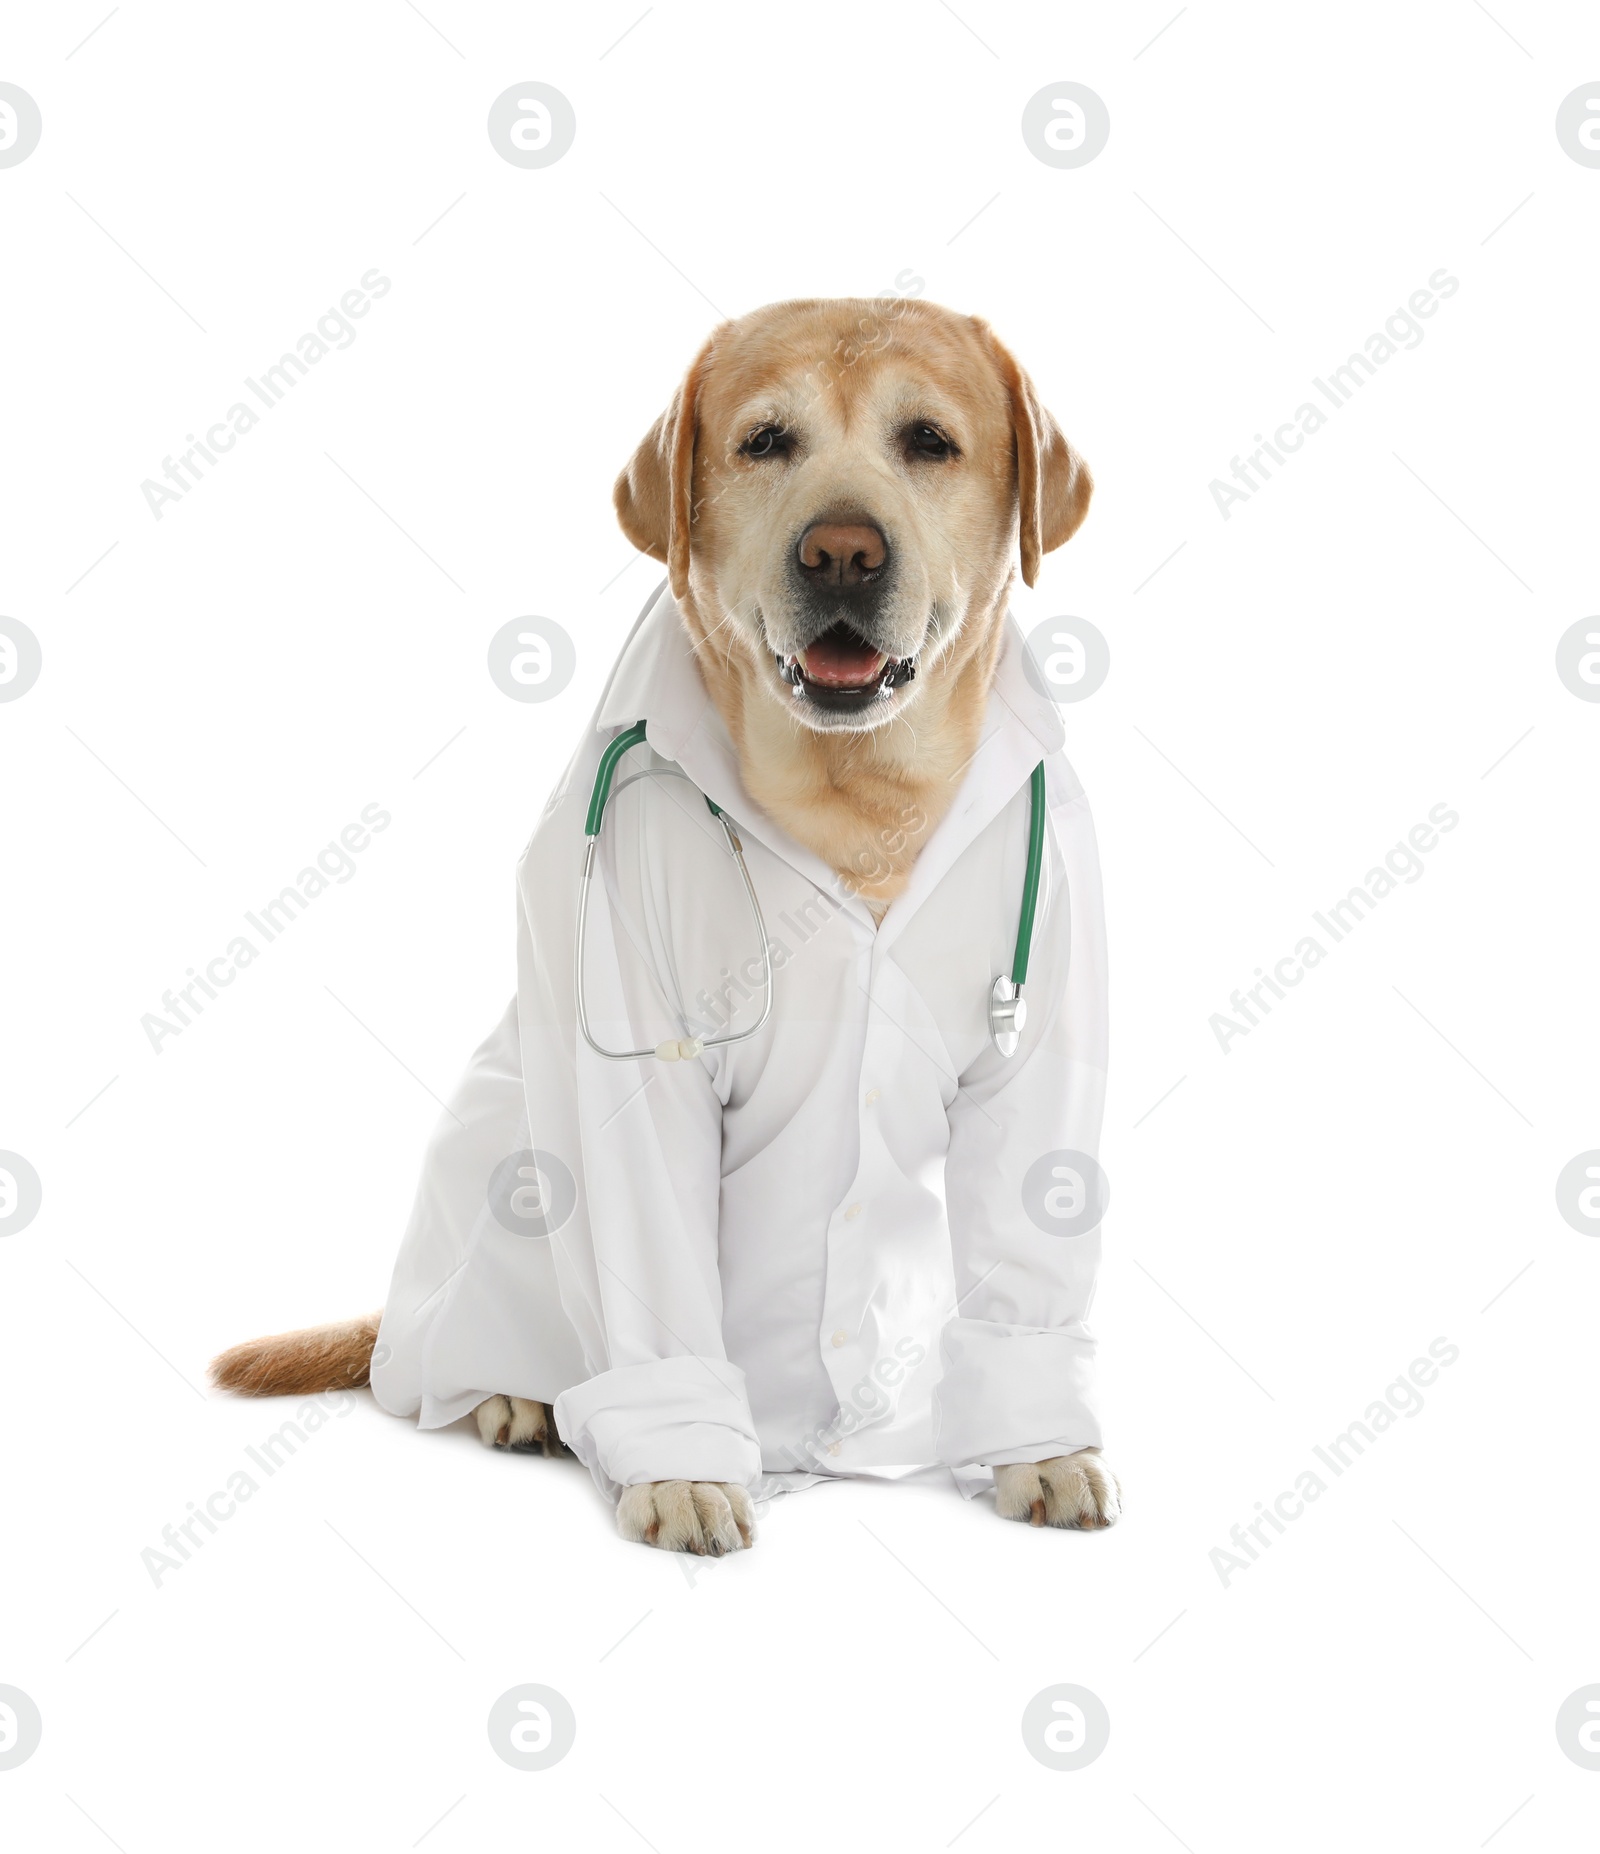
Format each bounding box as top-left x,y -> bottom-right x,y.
212,296 -> 1119,1554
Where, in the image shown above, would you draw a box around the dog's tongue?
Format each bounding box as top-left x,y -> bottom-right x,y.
801,632 -> 887,689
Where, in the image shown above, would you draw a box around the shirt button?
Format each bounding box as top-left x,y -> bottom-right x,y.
844,1203 -> 862,1221
827,1443 -> 841,1456
830,1330 -> 848,1348
865,1088 -> 880,1105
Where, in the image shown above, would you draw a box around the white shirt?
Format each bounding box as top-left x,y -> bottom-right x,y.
371,583 -> 1109,1503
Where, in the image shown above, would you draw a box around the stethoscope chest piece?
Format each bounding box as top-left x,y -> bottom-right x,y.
989,974 -> 1026,1058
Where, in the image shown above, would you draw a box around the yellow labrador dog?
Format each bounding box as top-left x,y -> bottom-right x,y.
213,297 -> 1118,1550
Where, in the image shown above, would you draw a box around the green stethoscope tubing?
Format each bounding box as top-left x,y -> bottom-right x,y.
578,721 -> 1044,1061
1013,762 -> 1046,987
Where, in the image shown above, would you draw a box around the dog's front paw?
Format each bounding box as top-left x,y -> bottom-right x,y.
616,1481 -> 755,1555
993,1449 -> 1121,1530
474,1395 -> 562,1453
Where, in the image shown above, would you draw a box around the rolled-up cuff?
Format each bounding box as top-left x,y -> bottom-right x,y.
553,1355 -> 763,1502
933,1319 -> 1101,1467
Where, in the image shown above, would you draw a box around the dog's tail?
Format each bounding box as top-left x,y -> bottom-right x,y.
209,1311 -> 383,1397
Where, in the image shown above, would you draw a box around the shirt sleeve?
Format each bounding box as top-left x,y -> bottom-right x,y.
933,779 -> 1109,1469
518,743 -> 764,1500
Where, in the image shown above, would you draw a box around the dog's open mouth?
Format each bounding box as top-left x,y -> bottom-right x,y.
775,622 -> 916,710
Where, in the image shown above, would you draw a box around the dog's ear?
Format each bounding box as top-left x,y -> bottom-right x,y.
613,335 -> 716,600
979,323 -> 1093,588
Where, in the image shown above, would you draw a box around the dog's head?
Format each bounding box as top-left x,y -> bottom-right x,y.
614,298 -> 1092,734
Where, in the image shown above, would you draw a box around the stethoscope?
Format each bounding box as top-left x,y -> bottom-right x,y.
576,720 -> 1046,1063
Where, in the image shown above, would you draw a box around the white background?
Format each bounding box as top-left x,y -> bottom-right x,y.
3,1 -> 1599,1845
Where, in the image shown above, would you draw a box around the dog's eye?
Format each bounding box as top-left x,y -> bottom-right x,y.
739,425 -> 790,459
906,422 -> 955,459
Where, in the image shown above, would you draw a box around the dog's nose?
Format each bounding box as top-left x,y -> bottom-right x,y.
796,520 -> 888,587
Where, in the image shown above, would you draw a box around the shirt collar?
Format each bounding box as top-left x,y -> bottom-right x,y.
595,578 -> 713,760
